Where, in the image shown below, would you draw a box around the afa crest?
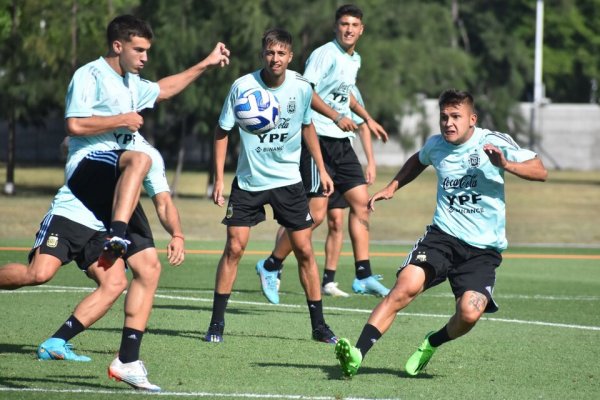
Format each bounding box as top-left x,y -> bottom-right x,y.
46,234 -> 59,248
287,99 -> 296,114
468,152 -> 480,168
226,205 -> 234,219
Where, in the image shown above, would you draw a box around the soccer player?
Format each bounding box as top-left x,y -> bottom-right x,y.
64,14 -> 228,269
0,142 -> 184,392
256,4 -> 390,302
204,28 -> 337,344
273,85 -> 377,299
334,89 -> 548,377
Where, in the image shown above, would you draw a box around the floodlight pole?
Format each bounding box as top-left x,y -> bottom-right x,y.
530,0 -> 544,149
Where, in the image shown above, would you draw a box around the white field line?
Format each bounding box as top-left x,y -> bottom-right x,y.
0,387 -> 395,400
3,285 -> 600,332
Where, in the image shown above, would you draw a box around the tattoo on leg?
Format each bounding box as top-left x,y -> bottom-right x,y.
359,218 -> 370,231
467,292 -> 487,312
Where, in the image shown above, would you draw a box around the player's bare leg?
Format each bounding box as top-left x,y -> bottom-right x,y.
288,226 -> 337,344
322,207 -> 349,297
0,250 -> 61,289
112,152 -> 152,224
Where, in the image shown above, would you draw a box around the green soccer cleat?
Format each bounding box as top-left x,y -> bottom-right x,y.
335,338 -> 362,378
405,331 -> 437,376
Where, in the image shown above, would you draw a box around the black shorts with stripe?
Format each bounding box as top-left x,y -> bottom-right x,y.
67,150 -> 155,255
399,225 -> 502,313
222,178 -> 313,231
29,214 -> 105,270
300,136 -> 367,197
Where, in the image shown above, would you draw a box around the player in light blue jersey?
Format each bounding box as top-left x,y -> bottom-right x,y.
334,89 -> 547,378
259,4 -> 391,299
205,28 -> 338,345
0,142 -> 185,391
64,14 -> 229,270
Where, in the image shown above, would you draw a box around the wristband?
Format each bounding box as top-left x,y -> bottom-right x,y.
334,114 -> 344,124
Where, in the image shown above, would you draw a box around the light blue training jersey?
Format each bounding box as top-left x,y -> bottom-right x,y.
49,136 -> 170,231
64,57 -> 160,180
303,40 -> 361,140
419,127 -> 537,252
219,69 -> 313,191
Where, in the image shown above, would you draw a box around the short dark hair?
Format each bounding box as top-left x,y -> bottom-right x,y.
438,89 -> 475,111
335,4 -> 363,21
262,28 -> 293,51
106,15 -> 153,49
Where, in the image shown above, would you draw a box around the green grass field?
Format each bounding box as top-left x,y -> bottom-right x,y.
0,166 -> 599,399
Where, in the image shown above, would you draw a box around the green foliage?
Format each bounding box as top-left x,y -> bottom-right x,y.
1,0 -> 598,157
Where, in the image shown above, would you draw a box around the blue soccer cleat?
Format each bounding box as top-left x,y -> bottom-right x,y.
37,338 -> 91,362
352,275 -> 390,297
256,259 -> 280,304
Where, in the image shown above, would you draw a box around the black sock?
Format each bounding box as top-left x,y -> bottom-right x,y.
307,300 -> 324,329
428,325 -> 452,348
109,221 -> 127,238
52,315 -> 85,342
210,292 -> 230,325
355,323 -> 382,358
264,253 -> 284,272
322,269 -> 336,286
118,327 -> 144,363
355,259 -> 373,280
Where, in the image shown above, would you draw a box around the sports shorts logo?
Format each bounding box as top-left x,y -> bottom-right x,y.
226,205 -> 234,219
416,252 -> 427,263
46,234 -> 59,248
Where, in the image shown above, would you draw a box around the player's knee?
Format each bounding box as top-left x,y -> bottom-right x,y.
123,151 -> 151,173
31,268 -> 56,285
102,273 -> 128,296
225,239 -> 246,259
458,306 -> 484,325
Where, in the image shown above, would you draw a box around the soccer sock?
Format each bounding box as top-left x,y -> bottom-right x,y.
355,323 -> 382,358
51,315 -> 85,342
322,269 -> 336,286
118,327 -> 144,363
264,253 -> 283,272
354,259 -> 373,280
210,292 -> 230,324
428,325 -> 452,347
109,220 -> 127,238
306,299 -> 324,329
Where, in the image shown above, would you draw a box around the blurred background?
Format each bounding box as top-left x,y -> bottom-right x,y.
1,0 -> 599,198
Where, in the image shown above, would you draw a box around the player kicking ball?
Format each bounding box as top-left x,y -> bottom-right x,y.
335,89 -> 547,377
204,28 -> 338,344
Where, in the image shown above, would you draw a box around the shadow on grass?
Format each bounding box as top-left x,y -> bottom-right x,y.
0,374 -> 134,391
254,360 -> 435,380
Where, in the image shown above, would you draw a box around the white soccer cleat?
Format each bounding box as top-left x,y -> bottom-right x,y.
108,357 -> 161,392
322,282 -> 350,297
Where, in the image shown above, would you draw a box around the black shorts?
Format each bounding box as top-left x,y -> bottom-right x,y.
399,225 -> 502,313
328,190 -> 349,210
29,214 -> 105,271
223,178 -> 313,231
68,150 -> 124,228
67,150 -> 155,255
300,137 -> 367,197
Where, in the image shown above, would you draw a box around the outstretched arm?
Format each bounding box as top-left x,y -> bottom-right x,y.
483,144 -> 548,181
156,42 -> 230,102
151,191 -> 185,266
368,151 -> 427,210
349,93 -> 389,143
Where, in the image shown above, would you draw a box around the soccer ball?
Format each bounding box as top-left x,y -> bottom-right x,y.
233,88 -> 280,134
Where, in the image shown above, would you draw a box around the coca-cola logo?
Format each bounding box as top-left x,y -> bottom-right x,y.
442,174 -> 478,190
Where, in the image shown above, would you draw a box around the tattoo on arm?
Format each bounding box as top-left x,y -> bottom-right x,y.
467,292 -> 488,312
